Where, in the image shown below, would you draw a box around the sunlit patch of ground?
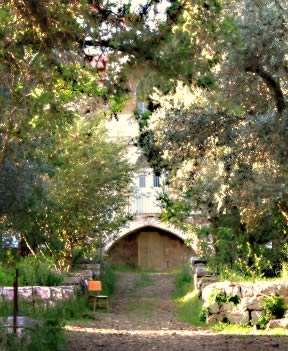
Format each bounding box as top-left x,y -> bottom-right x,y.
66,272 -> 288,351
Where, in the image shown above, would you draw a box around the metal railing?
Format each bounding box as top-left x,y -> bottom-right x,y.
126,193 -> 161,215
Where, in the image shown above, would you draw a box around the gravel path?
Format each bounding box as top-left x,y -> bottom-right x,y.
66,272 -> 288,351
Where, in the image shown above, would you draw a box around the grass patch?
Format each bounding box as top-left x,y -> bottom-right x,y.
134,273 -> 154,288
212,323 -> 252,334
101,265 -> 117,296
110,263 -> 141,272
127,297 -> 156,321
173,265 -> 206,326
176,290 -> 205,326
0,296 -> 96,351
211,323 -> 288,336
0,296 -> 96,323
173,265 -> 193,298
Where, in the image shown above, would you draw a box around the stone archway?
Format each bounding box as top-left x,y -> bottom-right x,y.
106,224 -> 195,271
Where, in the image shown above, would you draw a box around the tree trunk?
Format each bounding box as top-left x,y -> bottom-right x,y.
278,202 -> 288,225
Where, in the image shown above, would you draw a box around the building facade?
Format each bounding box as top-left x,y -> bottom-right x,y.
103,82 -> 198,271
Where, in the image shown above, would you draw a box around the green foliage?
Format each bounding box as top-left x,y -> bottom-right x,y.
200,307 -> 209,323
227,294 -> 241,305
137,0 -> 288,282
101,264 -> 117,296
160,194 -> 193,226
110,263 -> 140,272
173,267 -> 205,326
71,247 -> 85,268
257,295 -> 287,329
135,110 -> 152,131
257,314 -> 270,330
46,116 -> 131,270
208,289 -> 241,306
280,262 -> 288,280
17,256 -> 63,286
264,295 -> 287,320
0,294 -> 100,351
174,265 -> 193,297
0,264 -> 14,286
176,290 -> 205,326
0,323 -> 65,351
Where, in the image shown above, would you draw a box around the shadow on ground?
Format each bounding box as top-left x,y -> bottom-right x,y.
66,327 -> 288,351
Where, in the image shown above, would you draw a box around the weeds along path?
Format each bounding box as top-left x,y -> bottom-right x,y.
103,271 -> 187,329
66,272 -> 288,351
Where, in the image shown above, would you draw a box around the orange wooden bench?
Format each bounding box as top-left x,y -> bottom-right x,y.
87,280 -> 109,312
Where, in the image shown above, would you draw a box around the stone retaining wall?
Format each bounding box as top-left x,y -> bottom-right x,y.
0,286 -> 75,304
202,281 -> 288,325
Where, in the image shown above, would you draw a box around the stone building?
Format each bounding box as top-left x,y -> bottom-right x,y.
102,77 -> 201,271
83,43 -> 201,271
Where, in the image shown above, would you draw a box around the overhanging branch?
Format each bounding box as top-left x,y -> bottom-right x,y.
245,64 -> 286,113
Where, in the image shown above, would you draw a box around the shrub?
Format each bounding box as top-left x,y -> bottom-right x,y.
174,265 -> 193,298
17,256 -> 63,286
101,264 -> 116,295
0,265 -> 14,286
200,307 -> 209,322
208,289 -> 241,306
0,320 -> 65,351
263,295 -> 287,319
257,295 -> 287,329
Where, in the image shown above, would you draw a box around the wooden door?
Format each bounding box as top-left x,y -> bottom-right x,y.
138,232 -> 163,270
138,232 -> 149,269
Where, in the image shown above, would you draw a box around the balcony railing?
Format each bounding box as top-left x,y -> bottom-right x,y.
127,192 -> 161,215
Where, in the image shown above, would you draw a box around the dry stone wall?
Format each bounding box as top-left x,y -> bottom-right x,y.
201,281 -> 288,325
0,286 -> 75,304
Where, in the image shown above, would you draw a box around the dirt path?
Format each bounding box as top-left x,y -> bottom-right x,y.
66,272 -> 288,351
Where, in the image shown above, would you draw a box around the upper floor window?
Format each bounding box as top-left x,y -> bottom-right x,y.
153,175 -> 160,187
139,175 -> 146,188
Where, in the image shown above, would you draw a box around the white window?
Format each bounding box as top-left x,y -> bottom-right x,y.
153,175 -> 160,187
139,175 -> 146,188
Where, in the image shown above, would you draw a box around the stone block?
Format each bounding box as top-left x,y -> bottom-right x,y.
224,284 -> 241,297
207,312 -> 226,324
62,276 -> 81,285
6,316 -> 38,337
202,282 -> 226,304
194,264 -> 208,277
33,287 -> 51,300
226,310 -> 249,325
75,270 -> 93,280
284,296 -> 288,305
250,311 -> 262,325
76,264 -> 101,277
241,296 -> 264,311
50,287 -> 63,301
207,314 -> 220,323
62,287 -> 74,299
268,318 -> 288,329
18,287 -> 33,300
3,288 -> 14,301
239,283 -> 254,297
208,302 -> 220,314
220,302 -> 234,313
276,282 -> 288,297
200,277 -> 219,291
253,282 -> 276,296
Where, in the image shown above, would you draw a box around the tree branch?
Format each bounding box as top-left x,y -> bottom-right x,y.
245,64 -> 286,113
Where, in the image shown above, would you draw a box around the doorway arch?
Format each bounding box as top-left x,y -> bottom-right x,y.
107,225 -> 195,271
